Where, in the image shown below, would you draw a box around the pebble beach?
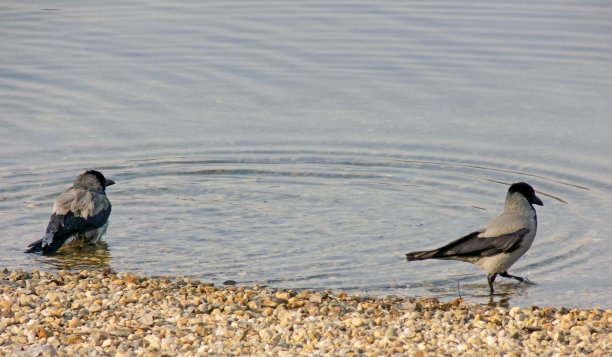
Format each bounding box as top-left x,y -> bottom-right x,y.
1,269 -> 609,356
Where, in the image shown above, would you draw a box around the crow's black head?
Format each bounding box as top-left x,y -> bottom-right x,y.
508,182 -> 543,206
85,170 -> 115,188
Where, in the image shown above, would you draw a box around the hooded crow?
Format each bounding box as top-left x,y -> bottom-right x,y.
406,182 -> 543,294
25,170 -> 115,255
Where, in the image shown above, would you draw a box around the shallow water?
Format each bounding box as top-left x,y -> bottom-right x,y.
1,0 -> 611,308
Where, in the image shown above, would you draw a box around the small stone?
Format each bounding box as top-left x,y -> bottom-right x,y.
161,337 -> 175,350
262,297 -> 279,308
350,317 -> 363,327
36,326 -> 50,339
137,312 -> 155,327
68,317 -> 82,328
474,321 -> 487,329
1,300 -> 13,310
247,301 -> 261,310
144,334 -> 161,349
41,345 -> 58,357
451,298 -> 464,307
66,335 -> 82,345
275,292 -> 291,300
89,304 -> 103,313
195,325 -> 209,336
509,307 -> 522,318
259,328 -> 275,341
308,293 -> 322,304
385,327 -> 399,340
41,308 -> 61,318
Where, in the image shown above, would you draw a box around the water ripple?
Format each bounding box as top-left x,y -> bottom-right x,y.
1,142 -> 609,307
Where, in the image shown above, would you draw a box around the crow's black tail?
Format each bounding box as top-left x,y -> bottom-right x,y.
24,238 -> 44,253
405,249 -> 439,261
25,233 -> 64,255
41,237 -> 66,255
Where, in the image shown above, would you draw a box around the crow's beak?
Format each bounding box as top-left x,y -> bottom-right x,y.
533,194 -> 543,206
105,179 -> 116,187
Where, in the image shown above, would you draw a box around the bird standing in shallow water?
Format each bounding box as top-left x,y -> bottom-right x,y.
406,182 -> 543,294
25,170 -> 115,255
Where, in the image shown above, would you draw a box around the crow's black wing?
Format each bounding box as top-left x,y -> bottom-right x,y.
35,206 -> 112,254
46,206 -> 111,238
430,228 -> 530,259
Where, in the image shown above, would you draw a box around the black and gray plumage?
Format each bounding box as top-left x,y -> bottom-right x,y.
25,170 -> 115,255
406,182 -> 543,294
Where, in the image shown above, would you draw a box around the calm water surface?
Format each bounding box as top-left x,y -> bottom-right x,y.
1,1 -> 611,308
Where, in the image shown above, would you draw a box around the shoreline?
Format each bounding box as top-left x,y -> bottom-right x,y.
1,269 -> 609,356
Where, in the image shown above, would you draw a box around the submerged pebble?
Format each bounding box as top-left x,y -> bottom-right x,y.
0,269 -> 609,355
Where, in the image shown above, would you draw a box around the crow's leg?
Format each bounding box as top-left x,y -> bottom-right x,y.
487,273 -> 498,295
500,271 -> 533,284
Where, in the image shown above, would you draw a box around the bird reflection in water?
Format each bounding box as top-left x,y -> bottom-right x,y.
463,281 -> 531,308
34,241 -> 112,272
424,278 -> 531,308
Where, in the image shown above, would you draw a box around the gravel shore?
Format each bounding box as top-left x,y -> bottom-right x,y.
1,269 -> 609,356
